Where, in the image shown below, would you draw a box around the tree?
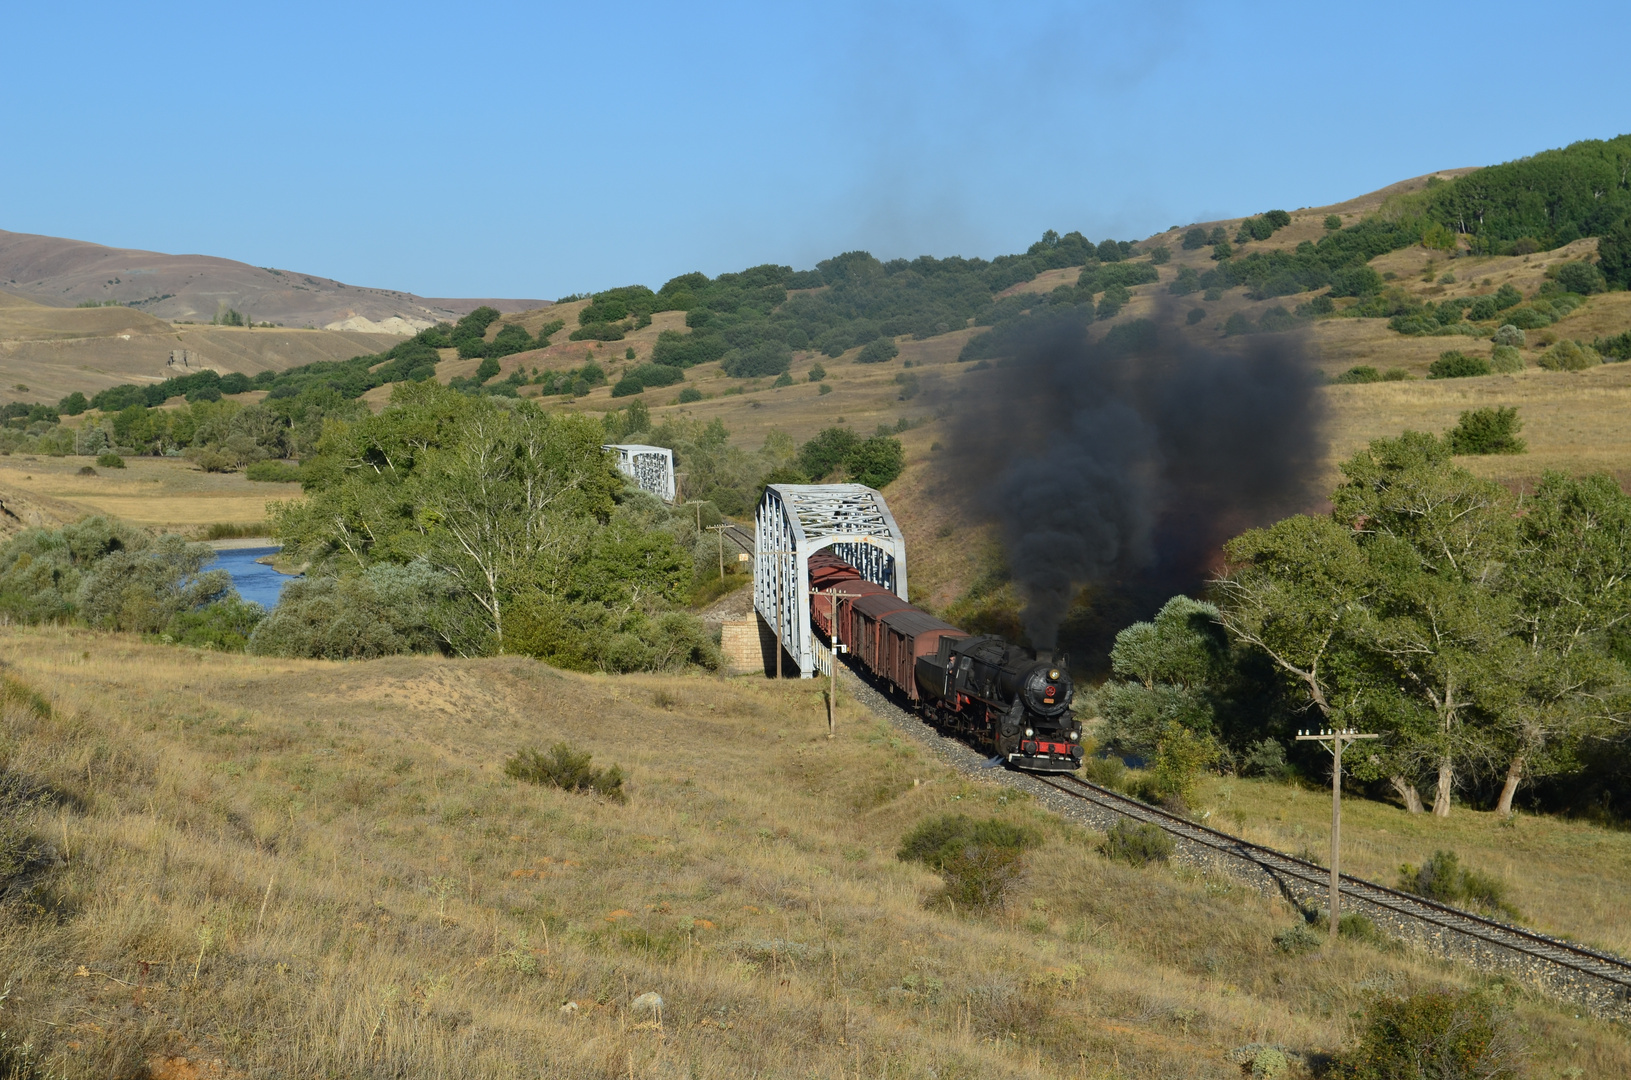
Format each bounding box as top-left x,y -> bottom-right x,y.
57,391 -> 88,416
797,427 -> 859,479
855,338 -> 899,364
475,356 -> 501,383
1445,408 -> 1525,455
1098,596 -> 1230,758
1324,214 -> 1342,231
1332,433 -> 1519,816
1554,260 -> 1606,295
1498,472 -> 1631,813
1182,227 -> 1208,250
1598,217 -> 1631,288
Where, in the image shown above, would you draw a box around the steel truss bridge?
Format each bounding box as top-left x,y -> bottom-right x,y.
753,483 -> 907,678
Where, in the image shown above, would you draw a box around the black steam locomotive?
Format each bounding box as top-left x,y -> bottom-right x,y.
808,552 -> 1082,772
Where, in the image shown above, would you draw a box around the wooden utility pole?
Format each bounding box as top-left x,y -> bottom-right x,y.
1296,727 -> 1379,940
706,523 -> 731,582
811,587 -> 860,738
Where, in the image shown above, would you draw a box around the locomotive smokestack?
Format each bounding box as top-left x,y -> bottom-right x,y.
940,305 -> 1325,663
1035,649 -> 1053,665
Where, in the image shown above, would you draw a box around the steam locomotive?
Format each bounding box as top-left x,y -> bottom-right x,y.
807,551 -> 1083,772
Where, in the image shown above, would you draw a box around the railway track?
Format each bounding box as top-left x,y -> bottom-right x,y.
1032,771 -> 1631,1017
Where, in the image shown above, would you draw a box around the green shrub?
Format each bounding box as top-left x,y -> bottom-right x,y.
1186,307 -> 1205,325
1382,367 -> 1410,381
1487,344 -> 1523,373
1538,339 -> 1600,371
505,743 -> 626,803
1079,754 -> 1128,790
1338,913 -> 1383,943
1491,324 -> 1525,348
1504,306 -> 1551,329
1446,407 -> 1525,455
1240,737 -> 1290,778
1428,351 -> 1490,379
1223,312 -> 1255,336
1397,850 -> 1519,916
818,383 -> 833,395
245,460 -> 303,483
1468,296 -> 1498,321
248,562 -> 455,660
898,814 -> 1041,909
855,337 -> 899,364
1100,819 -> 1174,867
162,595 -> 266,651
1272,922 -> 1322,955
1148,245 -> 1170,265
1338,989 -> 1520,1080
1151,721 -> 1216,807
94,452 -> 125,468
569,322 -> 625,342
1182,227 -> 1208,250
610,377 -> 644,398
677,386 -> 703,403
1335,365 -> 1382,384
722,341 -> 792,378
1493,283 -> 1522,309
1324,214 -> 1342,230
1553,260 -> 1605,295
807,362 -> 826,381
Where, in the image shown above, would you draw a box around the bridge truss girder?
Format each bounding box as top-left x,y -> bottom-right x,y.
753,483 -> 908,678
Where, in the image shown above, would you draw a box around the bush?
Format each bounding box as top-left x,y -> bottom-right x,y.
1553,260 -> 1606,295
677,386 -> 703,403
248,562 -> 455,659
818,383 -> 833,395
245,460 -> 303,483
1338,913 -> 1383,943
1491,324 -> 1525,348
722,341 -> 792,378
1599,216 -> 1631,287
1468,296 -> 1498,321
1397,850 -> 1519,916
1487,344 -> 1523,373
772,373 -> 794,388
1240,737 -> 1290,778
1428,351 -> 1489,379
1182,227 -> 1208,250
1272,922 -> 1322,955
568,322 -> 625,342
1538,339 -> 1600,371
162,595 -> 265,651
1100,819 -> 1174,867
1335,365 -> 1383,384
1151,721 -> 1216,807
898,814 -> 1041,909
94,452 -> 125,468
1493,283 -> 1522,310
1337,990 -> 1521,1080
1503,306 -> 1551,330
1223,312 -> 1255,336
1446,407 -> 1525,455
807,362 -> 826,381
505,743 -> 626,803
1324,214 -> 1342,230
58,391 -> 89,416
1148,245 -> 1170,265
1186,307 -> 1205,325
855,337 -> 899,364
1382,367 -> 1410,381
1079,754 -> 1128,791
1330,265 -> 1383,297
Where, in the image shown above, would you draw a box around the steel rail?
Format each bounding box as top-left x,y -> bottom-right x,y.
1034,772 -> 1631,995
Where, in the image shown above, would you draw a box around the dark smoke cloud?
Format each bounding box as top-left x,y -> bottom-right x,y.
941,311 -> 1326,656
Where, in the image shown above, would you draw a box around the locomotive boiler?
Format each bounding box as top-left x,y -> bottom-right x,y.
807,551 -> 1082,772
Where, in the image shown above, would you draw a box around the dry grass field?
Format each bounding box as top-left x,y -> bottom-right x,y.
0,456 -> 290,536
0,628 -> 1625,1078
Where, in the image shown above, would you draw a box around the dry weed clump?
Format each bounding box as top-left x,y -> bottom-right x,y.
0,629 -> 1620,1078
503,742 -> 626,803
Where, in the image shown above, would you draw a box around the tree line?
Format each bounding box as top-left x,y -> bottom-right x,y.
1096,431 -> 1631,822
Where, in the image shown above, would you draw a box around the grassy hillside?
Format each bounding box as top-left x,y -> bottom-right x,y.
0,627 -> 1623,1078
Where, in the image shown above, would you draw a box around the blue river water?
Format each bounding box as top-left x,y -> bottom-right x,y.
205,546 -> 297,609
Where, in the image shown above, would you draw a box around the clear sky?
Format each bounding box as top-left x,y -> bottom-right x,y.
5,1 -> 1628,300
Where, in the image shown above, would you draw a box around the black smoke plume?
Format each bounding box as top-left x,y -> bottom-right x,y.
941,311 -> 1326,661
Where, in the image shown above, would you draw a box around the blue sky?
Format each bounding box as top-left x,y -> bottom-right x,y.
5,1 -> 1628,300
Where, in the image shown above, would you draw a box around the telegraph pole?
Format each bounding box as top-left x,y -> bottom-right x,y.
811,587 -> 860,738
706,523 -> 731,582
1295,727 -> 1379,940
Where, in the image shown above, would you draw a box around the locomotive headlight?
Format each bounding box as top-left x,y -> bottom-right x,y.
1024,728 -> 1034,737
1070,730 -> 1081,740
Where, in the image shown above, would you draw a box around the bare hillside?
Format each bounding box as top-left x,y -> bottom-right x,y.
0,228 -> 546,330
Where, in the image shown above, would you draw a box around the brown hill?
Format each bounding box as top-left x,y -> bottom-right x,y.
0,287 -> 408,405
0,228 -> 547,330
